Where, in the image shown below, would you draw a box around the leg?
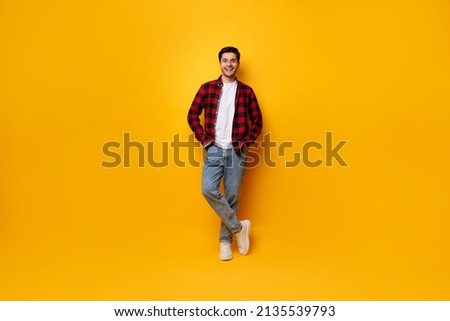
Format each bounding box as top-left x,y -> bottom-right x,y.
202,146 -> 242,244
221,148 -> 247,243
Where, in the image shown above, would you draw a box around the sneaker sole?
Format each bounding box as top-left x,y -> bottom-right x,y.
240,220 -> 251,255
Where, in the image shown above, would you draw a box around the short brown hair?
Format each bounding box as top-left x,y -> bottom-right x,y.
218,46 -> 240,62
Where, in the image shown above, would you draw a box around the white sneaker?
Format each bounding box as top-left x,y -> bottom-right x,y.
235,220 -> 251,255
220,242 -> 233,261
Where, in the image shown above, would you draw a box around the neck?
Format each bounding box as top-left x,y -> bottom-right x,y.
221,75 -> 236,84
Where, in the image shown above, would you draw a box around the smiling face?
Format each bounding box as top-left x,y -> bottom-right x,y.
220,52 -> 240,83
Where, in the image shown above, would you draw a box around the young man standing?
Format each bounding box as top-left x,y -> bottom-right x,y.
187,46 -> 263,260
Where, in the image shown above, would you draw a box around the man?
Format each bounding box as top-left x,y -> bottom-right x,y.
187,46 -> 263,260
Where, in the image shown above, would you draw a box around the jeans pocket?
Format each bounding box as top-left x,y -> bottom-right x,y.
207,146 -> 218,153
204,146 -> 222,167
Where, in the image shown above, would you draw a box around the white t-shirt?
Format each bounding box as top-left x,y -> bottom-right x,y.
215,81 -> 237,149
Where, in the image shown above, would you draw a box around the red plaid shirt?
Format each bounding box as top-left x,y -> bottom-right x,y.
187,76 -> 263,153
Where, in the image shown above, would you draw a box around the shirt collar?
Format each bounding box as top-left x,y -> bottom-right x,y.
216,75 -> 240,87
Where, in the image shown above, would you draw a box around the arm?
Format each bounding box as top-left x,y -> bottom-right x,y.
243,89 -> 263,145
187,84 -> 210,147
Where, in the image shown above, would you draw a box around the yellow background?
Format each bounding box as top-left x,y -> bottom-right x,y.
1,0 -> 449,300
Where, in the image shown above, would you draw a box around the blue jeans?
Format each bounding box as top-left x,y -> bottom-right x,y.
202,145 -> 247,243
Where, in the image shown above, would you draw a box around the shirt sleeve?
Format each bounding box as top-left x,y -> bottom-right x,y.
243,89 -> 263,145
187,84 -> 208,146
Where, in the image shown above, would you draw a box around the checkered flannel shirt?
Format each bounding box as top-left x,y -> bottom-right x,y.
187,76 -> 263,154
